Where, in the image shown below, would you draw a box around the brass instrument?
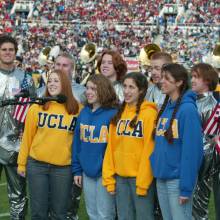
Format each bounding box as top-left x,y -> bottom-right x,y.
79,42 -> 98,85
37,45 -> 60,86
38,45 -> 60,66
139,43 -> 161,66
80,42 -> 97,64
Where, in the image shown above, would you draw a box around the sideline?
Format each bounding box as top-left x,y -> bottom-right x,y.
0,182 -> 6,187
0,213 -> 10,217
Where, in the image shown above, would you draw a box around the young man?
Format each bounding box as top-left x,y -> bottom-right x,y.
145,52 -> 173,108
191,63 -> 220,220
0,35 -> 33,219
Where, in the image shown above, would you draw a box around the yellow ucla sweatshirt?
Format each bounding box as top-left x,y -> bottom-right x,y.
17,102 -> 80,173
102,100 -> 157,196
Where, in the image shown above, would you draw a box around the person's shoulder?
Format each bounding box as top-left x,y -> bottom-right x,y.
72,81 -> 85,91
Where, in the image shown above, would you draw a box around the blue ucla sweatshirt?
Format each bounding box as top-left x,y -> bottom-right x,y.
150,90 -> 203,197
72,106 -> 117,178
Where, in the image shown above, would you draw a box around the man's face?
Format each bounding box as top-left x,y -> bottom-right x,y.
150,59 -> 167,84
0,42 -> 16,66
55,56 -> 73,79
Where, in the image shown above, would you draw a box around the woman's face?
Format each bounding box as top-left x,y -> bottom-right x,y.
100,54 -> 117,82
86,80 -> 99,107
161,71 -> 182,100
123,78 -> 141,106
47,72 -> 62,97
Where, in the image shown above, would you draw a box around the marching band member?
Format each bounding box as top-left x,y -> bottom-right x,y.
191,63 -> 220,220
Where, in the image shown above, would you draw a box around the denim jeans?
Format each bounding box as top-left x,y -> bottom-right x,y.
115,176 -> 155,220
83,173 -> 115,220
157,179 -> 192,220
27,157 -> 72,220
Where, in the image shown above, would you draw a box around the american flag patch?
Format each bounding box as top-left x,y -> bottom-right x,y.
12,74 -> 30,123
203,103 -> 220,154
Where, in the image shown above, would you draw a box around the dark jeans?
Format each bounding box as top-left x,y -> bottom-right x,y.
116,176 -> 155,220
27,157 -> 72,220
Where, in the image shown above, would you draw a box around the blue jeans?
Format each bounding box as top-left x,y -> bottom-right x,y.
157,179 -> 192,220
116,176 -> 155,220
27,157 -> 72,220
83,173 -> 115,220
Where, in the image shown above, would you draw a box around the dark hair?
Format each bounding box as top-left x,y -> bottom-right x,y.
43,69 -> 79,114
111,72 -> 148,128
154,63 -> 189,143
191,63 -> 219,91
86,74 -> 118,108
0,35 -> 18,53
97,50 -> 127,81
151,52 -> 173,63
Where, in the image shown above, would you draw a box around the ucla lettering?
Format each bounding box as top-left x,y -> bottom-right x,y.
116,119 -> 143,138
38,112 -> 48,127
58,115 -> 68,130
69,117 -> 77,131
80,123 -> 108,143
48,114 -> 58,128
38,112 -> 76,131
156,117 -> 179,138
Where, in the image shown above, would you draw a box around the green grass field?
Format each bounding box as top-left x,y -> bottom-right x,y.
0,171 -> 216,220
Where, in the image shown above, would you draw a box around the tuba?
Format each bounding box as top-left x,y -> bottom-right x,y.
203,42 -> 220,69
79,42 -> 98,85
139,43 -> 161,67
37,45 -> 60,86
38,45 -> 60,66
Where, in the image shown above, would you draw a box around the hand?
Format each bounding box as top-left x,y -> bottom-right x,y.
179,196 -> 189,205
213,135 -> 219,145
74,175 -> 82,188
17,170 -> 26,178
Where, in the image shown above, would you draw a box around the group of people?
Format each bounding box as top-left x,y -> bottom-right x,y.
0,34 -> 219,220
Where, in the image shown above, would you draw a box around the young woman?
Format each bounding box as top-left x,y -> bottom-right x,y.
191,63 -> 220,220
150,63 -> 203,220
97,49 -> 127,103
72,74 -> 118,220
103,72 -> 157,220
17,69 -> 80,220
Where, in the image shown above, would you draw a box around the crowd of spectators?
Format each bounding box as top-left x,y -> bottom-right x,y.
0,0 -> 219,80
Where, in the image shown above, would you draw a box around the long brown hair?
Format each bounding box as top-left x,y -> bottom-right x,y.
111,72 -> 148,128
153,63 -> 189,143
97,50 -> 127,81
43,69 -> 79,114
85,74 -> 118,108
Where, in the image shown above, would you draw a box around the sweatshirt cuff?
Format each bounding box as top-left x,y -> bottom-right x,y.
17,165 -> 26,173
180,190 -> 192,197
107,184 -> 115,193
136,187 -> 147,196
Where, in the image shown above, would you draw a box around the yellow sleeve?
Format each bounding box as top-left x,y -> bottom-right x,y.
17,105 -> 39,173
102,123 -> 116,192
136,109 -> 157,196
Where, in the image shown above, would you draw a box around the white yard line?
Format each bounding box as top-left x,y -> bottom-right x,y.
0,213 -> 10,217
0,182 -> 6,187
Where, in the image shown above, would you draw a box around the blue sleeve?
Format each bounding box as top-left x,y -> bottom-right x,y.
179,105 -> 203,197
72,114 -> 82,176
